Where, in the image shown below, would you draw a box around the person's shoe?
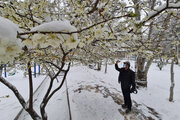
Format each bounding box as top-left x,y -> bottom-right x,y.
121,104 -> 128,109
125,109 -> 131,114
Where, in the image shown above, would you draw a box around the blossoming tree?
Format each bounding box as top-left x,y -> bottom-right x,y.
0,0 -> 180,119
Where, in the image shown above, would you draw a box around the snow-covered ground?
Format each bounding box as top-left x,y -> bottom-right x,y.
133,63 -> 180,120
0,61 -> 180,120
67,61 -> 180,120
0,68 -> 45,120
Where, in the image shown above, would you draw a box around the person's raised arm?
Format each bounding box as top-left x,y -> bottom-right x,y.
115,60 -> 121,71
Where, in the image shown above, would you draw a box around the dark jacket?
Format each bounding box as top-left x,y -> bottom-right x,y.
115,64 -> 135,90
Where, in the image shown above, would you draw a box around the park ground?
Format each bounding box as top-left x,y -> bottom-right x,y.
0,60 -> 180,120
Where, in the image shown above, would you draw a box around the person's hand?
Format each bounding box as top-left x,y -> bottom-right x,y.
116,60 -> 120,64
130,86 -> 138,94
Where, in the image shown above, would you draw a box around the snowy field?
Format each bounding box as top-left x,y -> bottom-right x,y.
0,61 -> 180,120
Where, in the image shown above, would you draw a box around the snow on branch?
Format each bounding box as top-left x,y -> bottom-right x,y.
18,14 -> 129,36
169,2 -> 180,8
127,1 -> 180,33
26,20 -> 80,50
0,17 -> 22,64
144,1 -> 180,23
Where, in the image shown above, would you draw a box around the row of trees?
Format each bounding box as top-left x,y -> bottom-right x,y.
0,0 -> 180,119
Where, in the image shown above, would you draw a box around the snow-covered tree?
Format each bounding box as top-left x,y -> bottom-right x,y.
0,0 -> 180,119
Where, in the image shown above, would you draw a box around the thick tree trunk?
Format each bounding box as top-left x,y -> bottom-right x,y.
169,59 -> 175,102
136,57 -> 149,87
136,56 -> 146,80
144,58 -> 154,82
134,0 -> 156,88
133,0 -> 147,87
27,109 -> 42,120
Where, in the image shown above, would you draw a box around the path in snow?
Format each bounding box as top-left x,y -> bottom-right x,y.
73,84 -> 161,120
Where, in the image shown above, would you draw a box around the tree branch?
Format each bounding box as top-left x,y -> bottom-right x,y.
45,62 -> 71,104
27,61 -> 34,111
40,62 -> 71,120
88,0 -> 100,14
45,61 -> 66,72
18,14 -> 129,36
128,2 -> 180,33
0,77 -> 27,109
167,0 -> 169,8
143,2 -> 180,24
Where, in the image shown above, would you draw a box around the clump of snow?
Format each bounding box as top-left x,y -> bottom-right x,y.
120,1 -> 127,8
0,17 -> 22,64
27,20 -> 79,50
169,2 -> 180,8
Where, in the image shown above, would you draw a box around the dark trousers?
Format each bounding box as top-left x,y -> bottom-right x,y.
121,87 -> 132,110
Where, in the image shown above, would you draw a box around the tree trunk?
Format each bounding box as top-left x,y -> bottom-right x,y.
0,65 -> 3,77
27,109 -> 42,120
97,62 -> 102,71
133,0 -> 146,87
175,45 -> 179,64
137,56 -> 146,80
169,59 -> 175,102
65,78 -> 72,120
40,105 -> 47,120
144,58 -> 154,81
175,56 -> 178,64
136,56 -> 146,87
133,0 -> 156,87
27,62 -> 34,111
105,58 -> 108,73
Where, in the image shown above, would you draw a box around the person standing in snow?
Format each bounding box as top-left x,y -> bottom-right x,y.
115,60 -> 136,113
